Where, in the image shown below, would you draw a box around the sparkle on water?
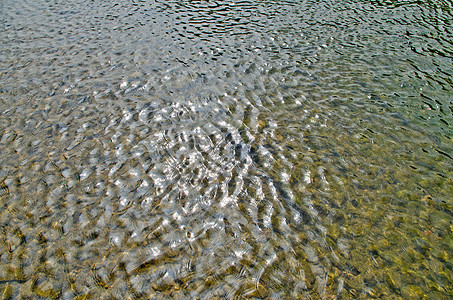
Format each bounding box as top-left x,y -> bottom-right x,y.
0,0 -> 452,298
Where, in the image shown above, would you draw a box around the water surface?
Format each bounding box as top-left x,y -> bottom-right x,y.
0,0 -> 452,298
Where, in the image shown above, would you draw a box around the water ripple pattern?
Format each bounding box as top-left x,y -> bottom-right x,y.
0,0 -> 452,298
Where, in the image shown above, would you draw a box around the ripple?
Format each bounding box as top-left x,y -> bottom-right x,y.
1,0 -> 453,298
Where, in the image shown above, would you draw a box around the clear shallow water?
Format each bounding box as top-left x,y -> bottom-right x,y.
0,0 -> 452,298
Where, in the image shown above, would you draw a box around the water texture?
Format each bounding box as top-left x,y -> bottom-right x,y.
0,0 -> 452,298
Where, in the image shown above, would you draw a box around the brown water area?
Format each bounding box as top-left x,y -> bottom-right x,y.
0,0 -> 452,298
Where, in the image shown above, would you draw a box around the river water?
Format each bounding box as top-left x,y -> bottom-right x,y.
0,0 -> 452,298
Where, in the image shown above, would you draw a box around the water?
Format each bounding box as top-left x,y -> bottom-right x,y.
0,0 -> 452,298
